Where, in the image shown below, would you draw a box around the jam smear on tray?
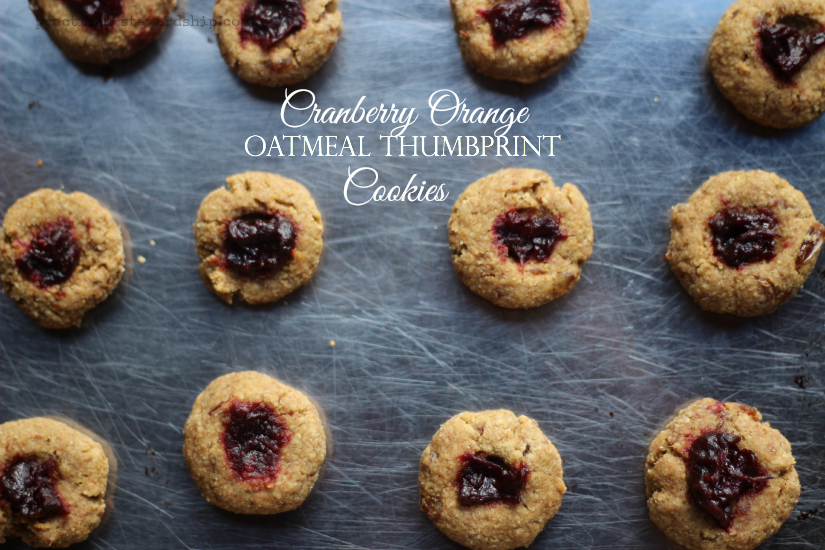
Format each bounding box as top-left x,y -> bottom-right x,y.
221,400 -> 292,482
480,0 -> 564,47
62,0 -> 124,33
493,208 -> 567,266
15,218 -> 81,288
240,0 -> 306,51
687,430 -> 771,530
708,207 -> 778,267
1,456 -> 69,520
224,212 -> 297,275
758,19 -> 825,80
457,452 -> 528,506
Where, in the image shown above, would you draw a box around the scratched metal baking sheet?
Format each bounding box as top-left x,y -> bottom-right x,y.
0,0 -> 823,548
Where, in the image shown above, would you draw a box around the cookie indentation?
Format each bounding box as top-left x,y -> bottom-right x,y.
240,0 -> 306,51
480,0 -> 565,46
61,0 -> 124,33
457,452 -> 528,506
1,455 -> 69,520
758,20 -> 825,80
493,208 -> 568,266
15,218 -> 81,288
221,400 -> 293,483
708,206 -> 778,267
224,212 -> 297,275
687,430 -> 770,530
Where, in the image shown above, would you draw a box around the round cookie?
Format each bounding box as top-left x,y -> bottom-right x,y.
667,170 -> 824,317
29,0 -> 176,64
0,417 -> 110,548
183,371 -> 327,514
709,0 -> 825,128
448,168 -> 593,309
0,189 -> 126,329
450,0 -> 590,83
419,410 -> 566,550
213,0 -> 342,87
645,398 -> 800,550
194,171 -> 324,304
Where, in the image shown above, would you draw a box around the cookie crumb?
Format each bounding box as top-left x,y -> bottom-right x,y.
149,240 -> 156,246
137,255 -> 147,264
329,340 -> 335,347
36,159 -> 43,167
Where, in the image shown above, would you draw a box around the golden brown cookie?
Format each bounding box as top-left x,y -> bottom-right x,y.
194,171 -> 324,304
183,371 -> 327,515
448,168 -> 593,309
667,170 -> 824,317
645,398 -> 800,550
0,417 -> 109,548
450,0 -> 590,83
214,0 -> 342,86
29,0 -> 176,64
709,0 -> 825,128
419,410 -> 566,550
0,189 -> 126,329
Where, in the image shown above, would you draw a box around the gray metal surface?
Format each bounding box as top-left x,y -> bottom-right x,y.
0,0 -> 823,548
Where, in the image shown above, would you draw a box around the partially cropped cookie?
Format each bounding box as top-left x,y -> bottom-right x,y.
194,172 -> 323,304
449,168 -> 593,309
0,417 -> 110,548
29,0 -> 175,64
183,371 -> 326,514
667,170 -> 823,317
646,398 -> 800,550
709,0 -> 825,128
419,410 -> 566,550
450,0 -> 590,83
0,189 -> 125,329
214,0 -> 342,86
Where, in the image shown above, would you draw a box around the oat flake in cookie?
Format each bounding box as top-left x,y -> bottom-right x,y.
646,398 -> 800,550
448,168 -> 593,309
419,410 -> 566,550
450,0 -> 590,83
709,0 -> 825,128
183,371 -> 327,514
0,189 -> 125,329
667,170 -> 824,317
0,417 -> 110,548
214,0 -> 342,86
29,0 -> 176,64
194,171 -> 323,304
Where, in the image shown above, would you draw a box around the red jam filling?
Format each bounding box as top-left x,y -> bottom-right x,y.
457,452 -> 528,506
220,400 -> 292,482
493,209 -> 567,266
62,0 -> 124,33
480,0 -> 564,47
708,207 -> 778,268
224,212 -> 297,275
687,430 -> 771,530
15,218 -> 81,288
1,456 -> 69,520
758,19 -> 825,80
240,0 -> 306,51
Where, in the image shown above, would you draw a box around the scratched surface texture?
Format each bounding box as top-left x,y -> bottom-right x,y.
0,0 -> 824,548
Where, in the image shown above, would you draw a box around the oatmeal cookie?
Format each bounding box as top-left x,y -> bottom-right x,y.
709,0 -> 825,128
450,0 -> 590,83
183,371 -> 327,514
0,417 -> 110,548
667,170 -> 823,317
0,189 -> 126,329
419,410 -> 566,550
448,168 -> 593,309
29,0 -> 176,64
194,171 -> 324,304
646,398 -> 800,550
214,0 -> 342,86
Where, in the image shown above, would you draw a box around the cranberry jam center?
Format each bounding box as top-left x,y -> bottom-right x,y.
224,212 -> 297,275
221,400 -> 292,482
493,208 -> 567,266
62,0 -> 123,33
759,18 -> 825,80
480,0 -> 564,47
240,0 -> 306,51
708,206 -> 778,268
15,218 -> 81,288
1,456 -> 69,520
457,452 -> 528,506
